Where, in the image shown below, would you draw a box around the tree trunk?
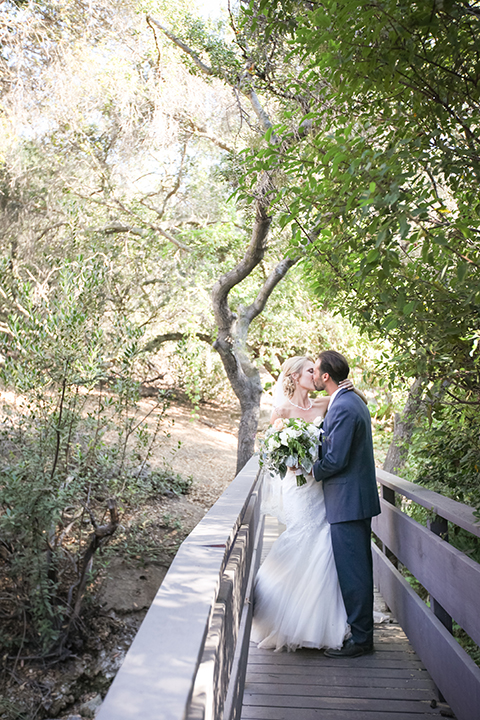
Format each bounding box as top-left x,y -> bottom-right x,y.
383,377 -> 425,475
152,17 -> 301,472
237,392 -> 262,474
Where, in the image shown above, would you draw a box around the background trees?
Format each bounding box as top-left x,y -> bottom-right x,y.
238,0 -> 480,506
1,0 -> 387,657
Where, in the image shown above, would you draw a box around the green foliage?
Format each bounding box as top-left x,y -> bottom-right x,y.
240,0 -> 480,389
0,255 -> 174,654
236,0 -> 480,510
174,13 -> 242,83
403,400 -> 480,511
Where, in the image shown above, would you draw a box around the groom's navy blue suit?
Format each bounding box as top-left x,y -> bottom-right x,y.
313,387 -> 380,647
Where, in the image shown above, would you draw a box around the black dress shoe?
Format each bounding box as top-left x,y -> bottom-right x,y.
324,638 -> 374,658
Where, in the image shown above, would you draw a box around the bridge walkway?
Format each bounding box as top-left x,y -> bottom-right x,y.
240,516 -> 452,720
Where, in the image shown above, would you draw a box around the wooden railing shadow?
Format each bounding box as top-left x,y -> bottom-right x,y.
373,469 -> 480,720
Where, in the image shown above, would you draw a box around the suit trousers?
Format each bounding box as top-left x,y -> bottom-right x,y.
330,518 -> 374,646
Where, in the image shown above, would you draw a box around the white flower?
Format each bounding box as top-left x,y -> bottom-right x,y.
280,427 -> 296,444
313,416 -> 323,427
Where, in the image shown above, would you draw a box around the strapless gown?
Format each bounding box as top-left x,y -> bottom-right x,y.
251,470 -> 349,651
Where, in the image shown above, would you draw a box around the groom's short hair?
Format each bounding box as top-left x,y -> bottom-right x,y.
318,350 -> 349,384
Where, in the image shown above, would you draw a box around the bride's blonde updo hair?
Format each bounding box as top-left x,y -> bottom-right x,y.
281,356 -> 314,398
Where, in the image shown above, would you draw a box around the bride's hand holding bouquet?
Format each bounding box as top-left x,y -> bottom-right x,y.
259,416 -> 323,487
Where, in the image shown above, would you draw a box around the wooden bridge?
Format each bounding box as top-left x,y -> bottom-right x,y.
96,458 -> 480,720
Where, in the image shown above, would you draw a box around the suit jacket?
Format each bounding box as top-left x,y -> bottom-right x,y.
313,387 -> 380,524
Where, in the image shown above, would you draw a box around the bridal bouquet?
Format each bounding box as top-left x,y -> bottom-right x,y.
259,417 -> 323,487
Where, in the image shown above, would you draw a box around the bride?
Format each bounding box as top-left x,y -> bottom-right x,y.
251,355 -> 364,652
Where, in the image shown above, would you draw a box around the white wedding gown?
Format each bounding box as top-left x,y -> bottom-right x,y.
251,469 -> 349,651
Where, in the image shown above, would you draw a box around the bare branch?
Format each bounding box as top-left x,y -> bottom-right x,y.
245,255 -> 299,322
186,118 -> 235,153
158,138 -> 189,219
100,222 -> 148,237
35,221 -> 69,243
88,221 -> 192,252
146,15 -> 213,76
144,331 -> 213,353
245,88 -> 276,135
155,226 -> 191,252
445,388 -> 480,405
71,499 -> 119,620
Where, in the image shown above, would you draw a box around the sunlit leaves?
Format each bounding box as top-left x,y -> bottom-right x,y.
240,0 -> 480,389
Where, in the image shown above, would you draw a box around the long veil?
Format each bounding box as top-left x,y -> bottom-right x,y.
261,372 -> 286,523
271,371 -> 287,407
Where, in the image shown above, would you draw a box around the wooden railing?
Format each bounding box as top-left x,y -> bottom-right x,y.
97,460 -> 480,720
96,456 -> 264,720
373,468 -> 480,720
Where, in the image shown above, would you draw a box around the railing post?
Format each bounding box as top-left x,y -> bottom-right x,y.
427,514 -> 452,704
427,514 -> 452,633
382,485 -> 398,569
383,485 -> 395,505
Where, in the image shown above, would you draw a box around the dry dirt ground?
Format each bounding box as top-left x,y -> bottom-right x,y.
0,398 -> 245,720
97,398 -> 242,613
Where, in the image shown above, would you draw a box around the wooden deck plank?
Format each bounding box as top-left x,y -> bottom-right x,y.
245,674 -> 433,689
246,655 -> 425,670
241,517 -> 449,720
243,695 -> 437,712
246,667 -> 432,681
243,684 -> 433,700
242,709 -> 441,720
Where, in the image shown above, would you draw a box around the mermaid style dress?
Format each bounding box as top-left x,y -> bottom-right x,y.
251,469 -> 349,651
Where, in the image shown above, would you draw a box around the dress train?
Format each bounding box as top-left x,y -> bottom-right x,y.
251,470 -> 349,651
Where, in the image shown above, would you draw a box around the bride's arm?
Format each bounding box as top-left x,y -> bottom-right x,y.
338,378 -> 368,405
353,387 -> 368,405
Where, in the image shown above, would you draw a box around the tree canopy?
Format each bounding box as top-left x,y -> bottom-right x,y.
240,0 -> 480,396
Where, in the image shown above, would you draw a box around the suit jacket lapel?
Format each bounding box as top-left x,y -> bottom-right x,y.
321,387 -> 350,453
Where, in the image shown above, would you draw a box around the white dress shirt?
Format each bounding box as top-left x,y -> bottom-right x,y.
327,386 -> 341,411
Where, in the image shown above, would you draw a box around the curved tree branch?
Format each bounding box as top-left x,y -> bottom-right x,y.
146,16 -> 214,76
245,255 -> 299,323
144,331 -> 213,353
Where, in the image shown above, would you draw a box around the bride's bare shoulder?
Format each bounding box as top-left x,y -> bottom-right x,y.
270,404 -> 291,422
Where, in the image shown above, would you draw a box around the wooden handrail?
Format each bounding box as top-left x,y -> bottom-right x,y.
373,470 -> 480,720
376,468 -> 480,538
96,456 -> 263,720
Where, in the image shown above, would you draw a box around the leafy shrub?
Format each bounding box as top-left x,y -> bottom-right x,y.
404,401 -> 480,513
0,256 -> 174,656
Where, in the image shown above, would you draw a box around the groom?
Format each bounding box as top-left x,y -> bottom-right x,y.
313,350 -> 380,658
